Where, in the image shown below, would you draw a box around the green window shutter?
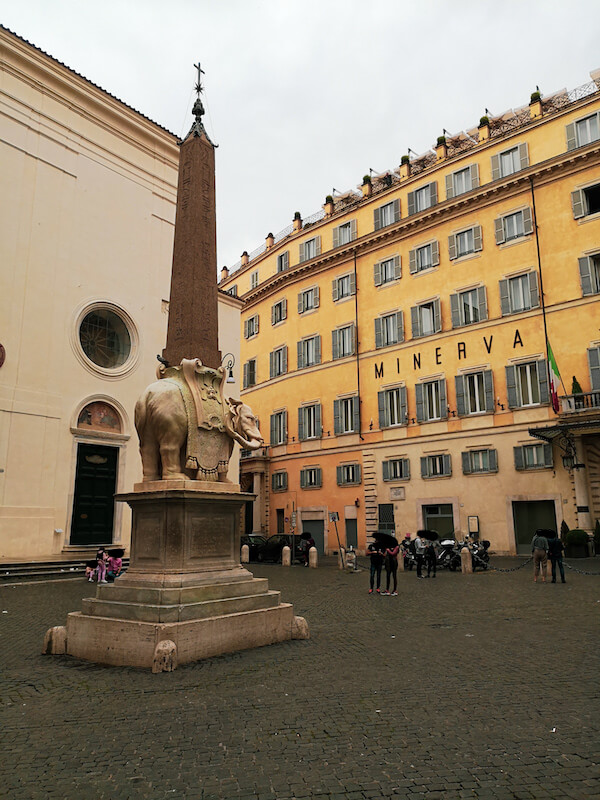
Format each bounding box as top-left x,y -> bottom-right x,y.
411,305 -> 420,338
445,173 -> 454,200
315,404 -> 322,436
529,271 -> 540,309
433,298 -> 441,333
374,260 -> 382,286
355,464 -> 362,484
579,256 -> 593,295
397,311 -> 404,343
300,469 -> 307,489
543,444 -> 553,468
282,251 -> 289,270
484,370 -> 495,412
332,329 -> 339,360
297,341 -> 304,369
350,219 -> 357,240
442,454 -> 451,475
538,359 -> 550,404
282,347 -> 287,374
377,391 -> 387,428
400,385 -> 408,425
448,234 -> 457,261
566,122 -> 577,151
298,292 -> 304,314
351,323 -> 357,355
514,446 -> 525,470
332,278 -> 339,301
455,374 -> 466,416
588,346 -> 600,390
431,240 -> 440,266
571,189 -> 584,219
315,236 -> 321,256
316,468 -> 322,488
270,414 -> 277,445
491,154 -> 500,181
450,293 -> 460,328
374,207 -> 381,230
470,163 -> 480,189
393,255 -> 401,279
439,379 -> 448,419
403,459 -> 411,479
393,199 -> 401,222
255,316 -> 259,334
352,396 -> 360,433
243,320 -> 249,339
282,410 -> 287,442
462,452 -> 472,475
314,286 -> 320,307
243,362 -> 249,389
332,227 -> 340,249
269,352 -> 275,380
407,190 -> 416,216
420,456 -> 429,478
374,318 -> 383,349
518,142 -> 529,170
499,279 -> 510,315
489,450 -> 498,472
271,474 -> 277,491
382,461 -> 390,481
477,286 -> 488,321
506,365 -> 518,408
495,217 -> 505,244
271,304 -> 276,325
522,207 -> 534,235
298,407 -> 305,441
336,465 -> 343,485
333,399 -> 341,435
473,225 -> 483,252
429,182 -> 438,207
299,242 -> 305,263
314,336 -> 321,364
350,273 -> 356,296
415,383 -> 424,422
282,298 -> 287,320
409,249 -> 418,274
282,472 -> 288,490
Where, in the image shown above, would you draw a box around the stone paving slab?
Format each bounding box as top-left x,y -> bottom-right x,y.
0,558 -> 598,799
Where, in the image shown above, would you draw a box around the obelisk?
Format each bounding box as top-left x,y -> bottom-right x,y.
162,63 -> 221,370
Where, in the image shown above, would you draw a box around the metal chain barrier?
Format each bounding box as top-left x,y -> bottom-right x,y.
563,560 -> 600,576
487,556 -> 533,573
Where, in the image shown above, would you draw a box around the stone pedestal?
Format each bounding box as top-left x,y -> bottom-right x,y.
61,482 -> 308,670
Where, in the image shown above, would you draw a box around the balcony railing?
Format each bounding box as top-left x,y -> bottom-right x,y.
559,392 -> 600,413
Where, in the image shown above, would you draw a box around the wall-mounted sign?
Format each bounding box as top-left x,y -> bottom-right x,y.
390,487 -> 405,501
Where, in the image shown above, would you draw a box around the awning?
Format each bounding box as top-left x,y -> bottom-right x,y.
529,418 -> 600,443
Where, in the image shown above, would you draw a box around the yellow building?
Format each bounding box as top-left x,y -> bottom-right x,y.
220,71 -> 600,555
0,27 -> 242,559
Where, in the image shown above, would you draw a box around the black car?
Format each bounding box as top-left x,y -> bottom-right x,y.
240,535 -> 267,562
241,534 -> 304,563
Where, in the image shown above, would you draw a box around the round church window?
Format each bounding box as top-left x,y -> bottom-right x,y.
79,308 -> 132,369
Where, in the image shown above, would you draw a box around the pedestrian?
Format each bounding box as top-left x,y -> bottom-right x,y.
107,551 -> 124,582
367,535 -> 384,594
547,531 -> 566,584
425,539 -> 437,578
96,546 -> 108,584
531,528 -> 549,583
85,559 -> 97,582
414,530 -> 427,579
301,532 -> 315,567
383,539 -> 400,595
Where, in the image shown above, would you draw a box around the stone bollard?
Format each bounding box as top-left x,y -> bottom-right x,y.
152,640 -> 178,673
338,547 -> 346,570
309,546 -> 318,568
281,545 -> 291,567
241,543 -> 249,563
292,615 -> 310,639
42,625 -> 67,655
461,547 -> 473,574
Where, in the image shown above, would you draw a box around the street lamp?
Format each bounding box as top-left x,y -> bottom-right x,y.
221,353 -> 236,383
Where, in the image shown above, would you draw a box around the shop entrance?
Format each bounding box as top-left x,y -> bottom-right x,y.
70,443 -> 118,545
512,500 -> 557,554
423,504 -> 454,538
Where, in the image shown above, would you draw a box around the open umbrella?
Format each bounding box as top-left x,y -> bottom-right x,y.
417,529 -> 439,542
373,531 -> 399,548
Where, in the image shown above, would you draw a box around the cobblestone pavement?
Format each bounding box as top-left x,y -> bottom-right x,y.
1,558 -> 599,800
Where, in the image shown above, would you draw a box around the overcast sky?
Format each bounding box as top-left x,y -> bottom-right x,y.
3,0 -> 600,270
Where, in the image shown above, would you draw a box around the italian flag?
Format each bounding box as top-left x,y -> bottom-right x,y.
547,340 -> 561,413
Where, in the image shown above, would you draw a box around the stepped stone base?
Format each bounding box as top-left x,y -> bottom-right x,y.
50,484 -> 308,670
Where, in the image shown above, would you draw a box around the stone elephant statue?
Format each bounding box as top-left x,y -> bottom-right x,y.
134,378 -> 263,482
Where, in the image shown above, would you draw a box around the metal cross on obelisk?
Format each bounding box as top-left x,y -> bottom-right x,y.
162,63 -> 221,371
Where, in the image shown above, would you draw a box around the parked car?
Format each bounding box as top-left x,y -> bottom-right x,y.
240,535 -> 267,562
241,534 -> 304,563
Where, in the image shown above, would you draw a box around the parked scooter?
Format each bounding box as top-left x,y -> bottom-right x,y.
436,538 -> 461,571
401,537 -> 417,570
470,539 -> 490,571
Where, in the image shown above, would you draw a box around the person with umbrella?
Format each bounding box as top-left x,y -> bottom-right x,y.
546,529 -> 566,584
367,534 -> 385,594
381,533 -> 400,596
422,530 -> 439,578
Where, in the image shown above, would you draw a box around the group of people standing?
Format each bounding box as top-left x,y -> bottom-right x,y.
367,533 -> 399,595
531,528 -> 566,583
85,546 -> 124,583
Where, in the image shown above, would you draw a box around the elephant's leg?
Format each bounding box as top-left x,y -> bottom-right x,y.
140,439 -> 161,482
159,441 -> 188,480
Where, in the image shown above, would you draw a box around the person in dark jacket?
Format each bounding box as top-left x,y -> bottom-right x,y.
547,531 -> 566,584
367,537 -> 385,594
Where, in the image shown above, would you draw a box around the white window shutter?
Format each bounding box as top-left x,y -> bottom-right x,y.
470,163 -> 480,189
518,142 -> 529,170
445,173 -> 454,200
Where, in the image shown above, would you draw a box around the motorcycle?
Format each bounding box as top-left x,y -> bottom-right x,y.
470,539 -> 490,571
436,538 -> 461,571
401,538 -> 417,570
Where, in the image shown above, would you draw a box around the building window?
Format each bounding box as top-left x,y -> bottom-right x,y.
334,396 -> 359,435
297,335 -> 321,369
337,463 -> 361,486
77,305 -> 134,372
571,184 -> 600,219
462,449 -> 498,474
333,220 -> 357,248
298,403 -> 322,441
269,410 -> 287,446
506,360 -> 550,408
421,454 -> 452,478
271,298 -> 287,325
578,254 -> 600,296
374,199 -> 400,231
269,346 -> 287,379
244,315 -> 259,339
567,112 -> 600,150
446,164 -> 479,199
408,182 -> 437,215
494,208 -> 534,244
298,286 -> 319,314
250,270 -> 259,289
411,298 -> 441,338
514,443 -> 553,470
300,466 -> 322,489
416,379 -> 447,422
332,324 -> 356,360
378,503 -> 395,531
242,359 -> 257,389
374,255 -> 401,286
409,242 -> 439,274
448,225 -> 482,260
332,272 -> 356,301
299,236 -> 321,263
277,251 -> 289,272
375,311 -> 404,349
227,285 -> 238,297
450,286 -> 487,328
499,272 -> 539,315
378,386 -> 408,428
491,143 -> 529,180
382,458 -> 410,481
455,370 -> 494,415
272,471 -> 288,492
